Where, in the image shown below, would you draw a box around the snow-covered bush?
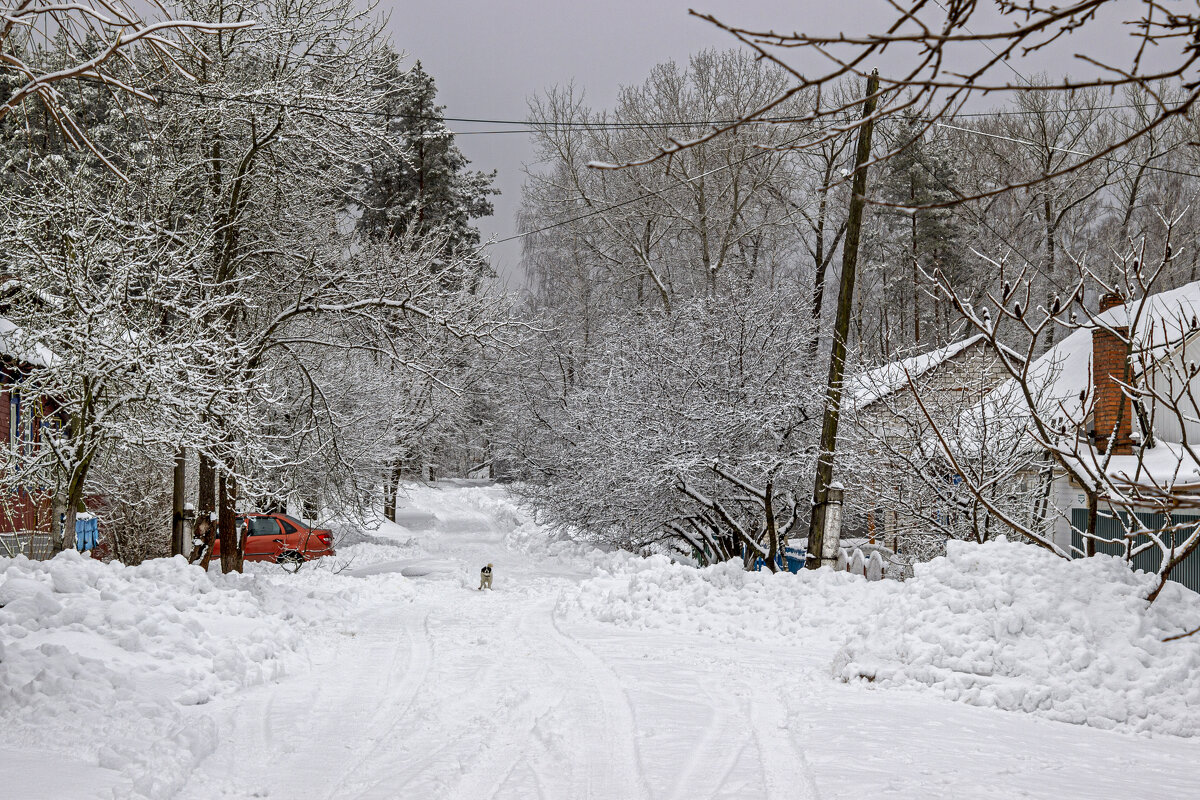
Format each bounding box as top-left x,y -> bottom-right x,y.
507,290 -> 822,568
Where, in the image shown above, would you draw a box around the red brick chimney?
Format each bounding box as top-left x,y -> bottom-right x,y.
1093,291 -> 1133,455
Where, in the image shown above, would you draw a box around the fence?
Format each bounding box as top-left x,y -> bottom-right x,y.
1069,509 -> 1200,592
0,532 -> 53,560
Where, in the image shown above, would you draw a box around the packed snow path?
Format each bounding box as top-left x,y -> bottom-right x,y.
161,483 -> 1200,800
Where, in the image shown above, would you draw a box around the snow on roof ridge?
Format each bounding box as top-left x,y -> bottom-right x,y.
851,333 -> 989,409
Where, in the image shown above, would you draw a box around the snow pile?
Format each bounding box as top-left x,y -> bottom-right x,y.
559,553 -> 893,642
834,538 -> 1200,736
0,550 -> 362,797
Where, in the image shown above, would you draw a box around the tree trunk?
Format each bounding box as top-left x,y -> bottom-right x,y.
219,471 -> 242,573
383,460 -> 402,522
1085,491 -> 1098,558
1043,195 -> 1058,347
195,452 -> 217,569
808,71 -> 880,568
61,466 -> 88,558
171,449 -> 186,557
808,189 -> 831,356
763,480 -> 779,573
911,181 -> 920,345
51,493 -> 68,554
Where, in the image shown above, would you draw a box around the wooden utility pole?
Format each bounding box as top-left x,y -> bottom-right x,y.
807,70 -> 880,568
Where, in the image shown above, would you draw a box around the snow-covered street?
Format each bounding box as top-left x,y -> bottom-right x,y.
5,483 -> 1200,799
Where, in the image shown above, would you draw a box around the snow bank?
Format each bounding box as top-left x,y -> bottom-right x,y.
558,553 -> 893,642
834,538 -> 1200,736
563,535 -> 1200,737
0,550 -> 365,797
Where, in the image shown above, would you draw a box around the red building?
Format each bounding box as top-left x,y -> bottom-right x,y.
0,315 -> 55,542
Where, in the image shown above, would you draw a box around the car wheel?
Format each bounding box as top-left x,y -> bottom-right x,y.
277,549 -> 305,567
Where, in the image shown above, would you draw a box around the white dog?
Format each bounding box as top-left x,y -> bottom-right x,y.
479,563 -> 493,590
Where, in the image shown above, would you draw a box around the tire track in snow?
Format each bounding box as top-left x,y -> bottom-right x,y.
320,602 -> 435,800
660,672 -> 742,800
748,692 -> 817,800
436,605 -> 571,800
547,597 -> 653,800
347,589 -> 555,799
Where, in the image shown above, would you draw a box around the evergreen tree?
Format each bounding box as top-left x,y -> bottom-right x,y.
358,57 -> 498,277
871,116 -> 966,348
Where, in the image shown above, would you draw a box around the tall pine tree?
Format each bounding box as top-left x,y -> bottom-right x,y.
358,57 -> 497,279
872,115 -> 965,348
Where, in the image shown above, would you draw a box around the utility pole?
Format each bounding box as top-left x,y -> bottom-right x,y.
807,69 -> 880,568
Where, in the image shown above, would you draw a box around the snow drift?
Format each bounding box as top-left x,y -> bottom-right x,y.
0,550 -> 363,797
563,537 -> 1200,736
558,551 -> 893,642
834,538 -> 1200,736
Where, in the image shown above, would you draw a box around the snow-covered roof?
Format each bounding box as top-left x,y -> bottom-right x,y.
0,315 -> 53,369
987,279 -> 1200,425
963,280 -> 1200,486
1064,439 -> 1200,496
851,334 -> 993,410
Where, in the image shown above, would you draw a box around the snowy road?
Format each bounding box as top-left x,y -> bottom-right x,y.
167,483 -> 1197,800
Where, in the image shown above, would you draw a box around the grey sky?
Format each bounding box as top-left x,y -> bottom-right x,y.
384,2 -> 1145,284
385,1 -> 840,283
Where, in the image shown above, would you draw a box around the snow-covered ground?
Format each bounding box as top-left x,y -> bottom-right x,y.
3,482 -> 1200,799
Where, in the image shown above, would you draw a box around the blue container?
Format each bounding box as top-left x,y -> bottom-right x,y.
753,546 -> 807,574
75,516 -> 99,551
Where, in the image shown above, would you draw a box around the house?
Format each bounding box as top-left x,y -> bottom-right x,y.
849,334 -> 1023,550
977,282 -> 1200,591
850,333 -> 1020,431
0,314 -> 56,557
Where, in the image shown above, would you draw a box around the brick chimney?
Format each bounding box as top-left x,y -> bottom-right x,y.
1093,291 -> 1133,455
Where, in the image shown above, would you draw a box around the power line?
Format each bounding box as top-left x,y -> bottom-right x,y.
483,120 -> 852,249
148,85 -> 1197,264
152,85 -> 1177,135
936,121 -> 1200,182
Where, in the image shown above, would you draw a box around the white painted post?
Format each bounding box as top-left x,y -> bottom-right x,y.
819,484 -> 844,568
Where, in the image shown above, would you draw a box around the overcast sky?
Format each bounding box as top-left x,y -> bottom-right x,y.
384,1 -> 1140,284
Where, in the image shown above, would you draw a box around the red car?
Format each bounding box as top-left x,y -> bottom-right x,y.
212,513 -> 335,563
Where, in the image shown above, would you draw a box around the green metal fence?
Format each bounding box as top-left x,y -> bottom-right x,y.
1070,509 -> 1200,592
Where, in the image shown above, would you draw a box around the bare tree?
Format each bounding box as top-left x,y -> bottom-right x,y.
523,50 -> 812,315
597,2 -> 1199,207
847,345 -> 1052,566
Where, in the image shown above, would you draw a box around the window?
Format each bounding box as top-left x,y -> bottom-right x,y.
279,519 -> 298,535
280,514 -> 305,530
248,517 -> 281,537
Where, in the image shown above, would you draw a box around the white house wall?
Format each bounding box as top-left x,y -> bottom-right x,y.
1147,332 -> 1200,446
